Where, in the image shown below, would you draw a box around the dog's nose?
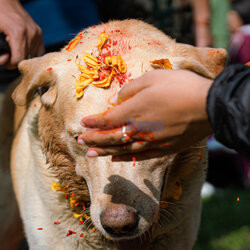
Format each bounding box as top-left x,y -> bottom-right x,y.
100,204 -> 138,236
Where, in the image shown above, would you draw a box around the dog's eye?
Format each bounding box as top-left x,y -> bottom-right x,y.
38,86 -> 50,95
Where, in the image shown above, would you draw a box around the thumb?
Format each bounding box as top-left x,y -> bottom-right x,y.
0,53 -> 9,65
110,73 -> 150,105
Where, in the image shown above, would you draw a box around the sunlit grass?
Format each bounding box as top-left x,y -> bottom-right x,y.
194,189 -> 250,250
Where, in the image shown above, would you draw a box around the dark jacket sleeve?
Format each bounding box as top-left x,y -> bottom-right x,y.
206,64 -> 250,160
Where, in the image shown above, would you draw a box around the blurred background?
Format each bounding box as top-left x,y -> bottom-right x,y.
0,0 -> 249,249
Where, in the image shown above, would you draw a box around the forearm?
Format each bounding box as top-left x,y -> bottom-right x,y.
207,64 -> 250,159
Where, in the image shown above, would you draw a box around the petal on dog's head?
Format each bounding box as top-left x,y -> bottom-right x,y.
12,52 -> 62,107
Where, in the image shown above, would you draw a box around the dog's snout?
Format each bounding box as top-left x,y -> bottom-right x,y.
100,204 -> 138,236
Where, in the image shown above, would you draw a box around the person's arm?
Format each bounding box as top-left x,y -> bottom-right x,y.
191,0 -> 212,47
0,0 -> 45,69
207,64 -> 250,159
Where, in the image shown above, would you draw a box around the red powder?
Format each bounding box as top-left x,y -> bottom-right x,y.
47,67 -> 52,71
37,228 -> 43,230
80,233 -> 84,237
34,104 -> 36,108
66,230 -> 76,237
115,29 -> 120,32
128,46 -> 132,50
67,59 -> 72,61
132,156 -> 136,167
54,222 -> 60,225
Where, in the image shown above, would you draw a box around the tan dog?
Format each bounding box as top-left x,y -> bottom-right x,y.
11,20 -> 226,250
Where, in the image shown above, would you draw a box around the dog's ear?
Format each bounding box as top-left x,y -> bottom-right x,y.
12,52 -> 62,107
173,43 -> 227,79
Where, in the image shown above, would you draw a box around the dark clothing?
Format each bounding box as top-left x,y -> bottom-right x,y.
207,64 -> 250,160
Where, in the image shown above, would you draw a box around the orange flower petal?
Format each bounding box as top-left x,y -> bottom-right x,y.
150,58 -> 172,69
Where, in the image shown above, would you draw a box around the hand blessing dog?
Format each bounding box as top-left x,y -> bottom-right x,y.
78,70 -> 213,161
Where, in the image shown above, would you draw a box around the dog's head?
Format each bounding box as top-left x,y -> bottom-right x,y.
12,20 -> 226,246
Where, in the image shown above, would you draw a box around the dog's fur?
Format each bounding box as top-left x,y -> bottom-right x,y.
10,20 -> 226,250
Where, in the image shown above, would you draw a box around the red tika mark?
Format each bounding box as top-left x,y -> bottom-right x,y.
79,222 -> 84,225
34,104 -> 37,108
47,67 -> 52,71
132,156 -> 136,167
92,26 -> 96,29
54,222 -> 60,225
138,141 -> 144,145
67,59 -> 72,61
80,233 -> 84,237
147,42 -> 152,45
115,29 -> 120,32
128,46 -> 132,50
66,230 -> 76,237
80,42 -> 83,44
37,228 -> 43,230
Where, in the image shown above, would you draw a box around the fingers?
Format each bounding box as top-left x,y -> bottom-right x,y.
78,125 -> 134,146
81,96 -> 140,129
0,53 -> 9,65
111,73 -> 150,105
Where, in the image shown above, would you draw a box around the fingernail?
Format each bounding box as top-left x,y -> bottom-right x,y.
77,138 -> 85,145
87,150 -> 98,157
80,121 -> 86,127
110,92 -> 118,104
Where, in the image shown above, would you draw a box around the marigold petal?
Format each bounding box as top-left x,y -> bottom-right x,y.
150,58 -> 172,69
97,32 -> 109,51
117,55 -> 127,73
73,213 -> 82,219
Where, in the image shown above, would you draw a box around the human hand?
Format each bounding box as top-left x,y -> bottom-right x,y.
0,0 -> 45,69
78,69 -> 213,161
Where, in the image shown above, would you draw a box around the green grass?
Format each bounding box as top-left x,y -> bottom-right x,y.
194,189 -> 250,250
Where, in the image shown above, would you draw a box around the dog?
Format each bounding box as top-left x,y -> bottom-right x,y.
10,19 -> 226,250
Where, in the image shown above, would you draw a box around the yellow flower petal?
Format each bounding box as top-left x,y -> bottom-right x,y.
70,197 -> 76,208
97,32 -> 109,51
83,53 -> 100,68
117,55 -> 127,73
73,213 -> 82,219
51,182 -> 63,191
